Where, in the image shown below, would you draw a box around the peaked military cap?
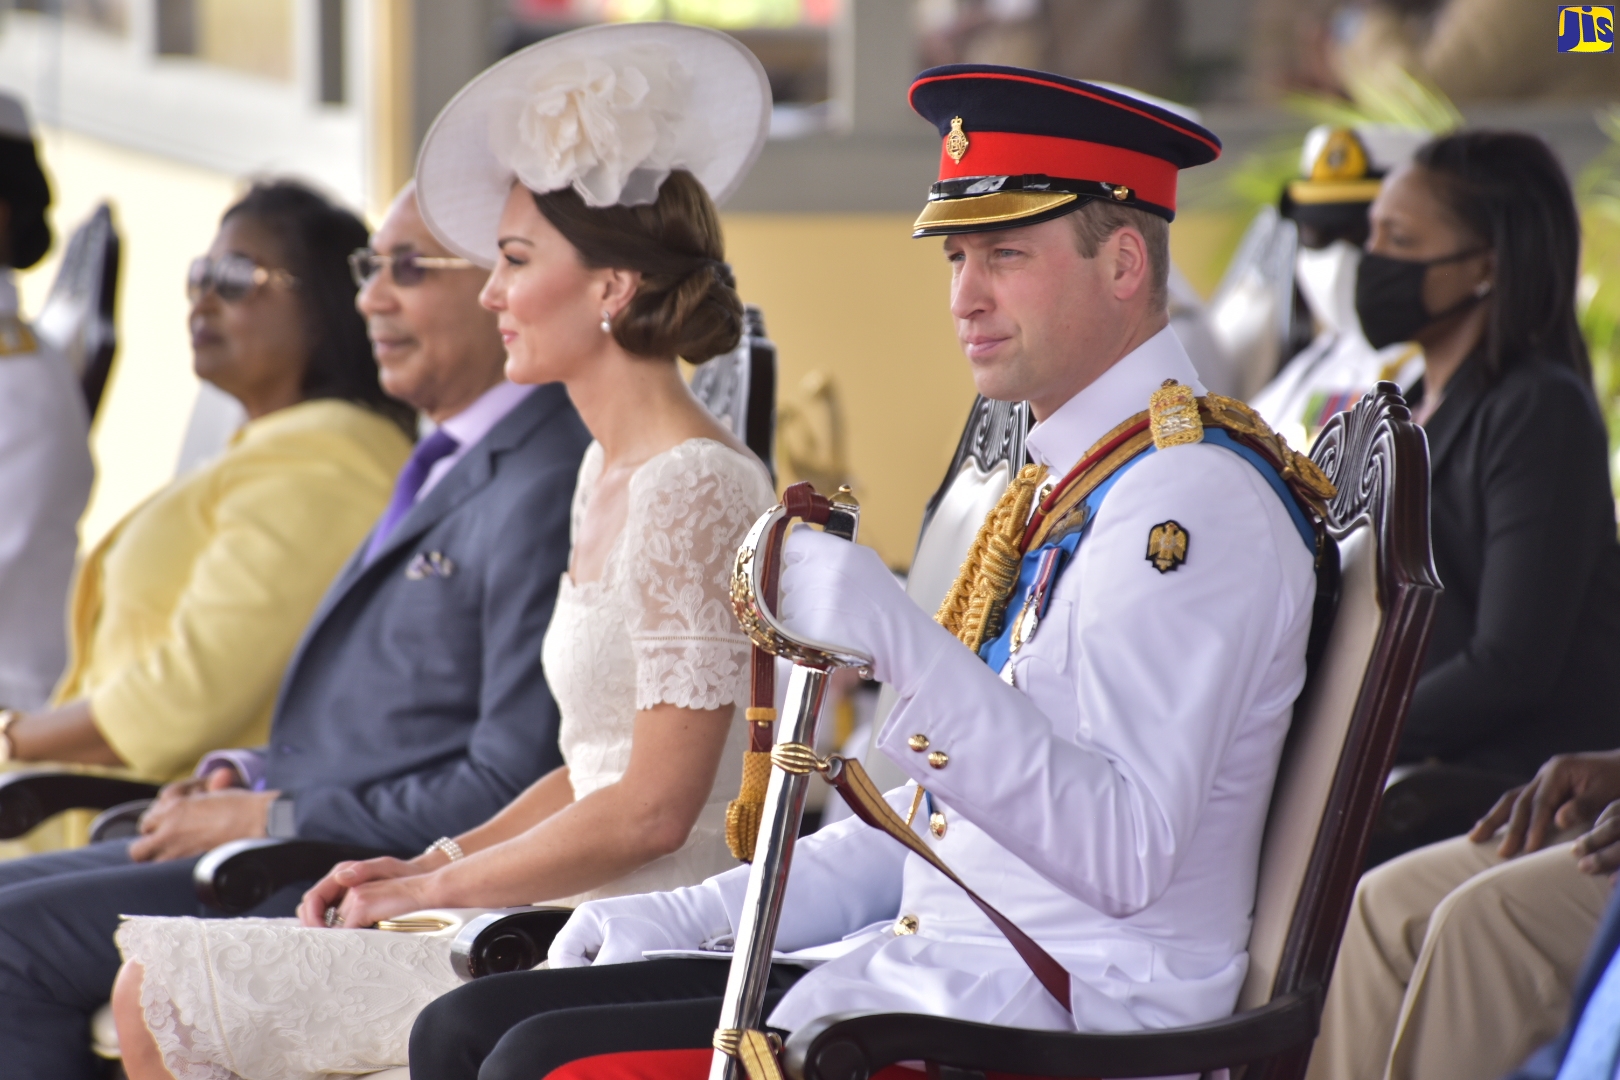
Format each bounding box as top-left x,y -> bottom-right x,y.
1283,125 -> 1425,220
908,64 -> 1222,238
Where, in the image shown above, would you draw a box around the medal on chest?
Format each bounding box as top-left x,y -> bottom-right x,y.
998,542 -> 1070,684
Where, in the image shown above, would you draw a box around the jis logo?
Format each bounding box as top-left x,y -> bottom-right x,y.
1558,6 -> 1615,52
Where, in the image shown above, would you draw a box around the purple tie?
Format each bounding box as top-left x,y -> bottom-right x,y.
365,428 -> 460,563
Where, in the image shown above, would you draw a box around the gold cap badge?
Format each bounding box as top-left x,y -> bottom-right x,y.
1288,127 -> 1382,206
946,116 -> 970,164
1311,128 -> 1370,182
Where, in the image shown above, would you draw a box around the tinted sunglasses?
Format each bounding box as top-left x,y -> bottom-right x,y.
349,248 -> 477,288
187,254 -> 296,303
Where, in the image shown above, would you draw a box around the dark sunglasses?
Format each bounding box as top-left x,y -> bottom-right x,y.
187,254 -> 296,303
348,248 -> 478,288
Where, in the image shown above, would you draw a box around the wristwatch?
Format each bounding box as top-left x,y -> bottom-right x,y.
0,709 -> 19,764
266,795 -> 298,838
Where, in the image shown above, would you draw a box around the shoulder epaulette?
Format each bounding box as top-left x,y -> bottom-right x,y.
1149,379 -> 1203,448
1200,391 -> 1337,516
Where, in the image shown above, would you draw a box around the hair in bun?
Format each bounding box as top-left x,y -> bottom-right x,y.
530,169 -> 743,364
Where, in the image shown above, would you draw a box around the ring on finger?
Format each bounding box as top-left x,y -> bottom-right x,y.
324,906 -> 344,928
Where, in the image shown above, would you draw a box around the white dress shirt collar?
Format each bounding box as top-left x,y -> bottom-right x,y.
417,379 -> 536,501
1023,324 -> 1203,475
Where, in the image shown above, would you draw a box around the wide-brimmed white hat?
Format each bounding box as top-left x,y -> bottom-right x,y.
417,21 -> 771,267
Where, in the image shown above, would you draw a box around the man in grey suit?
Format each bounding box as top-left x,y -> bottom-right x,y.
0,185 -> 590,1080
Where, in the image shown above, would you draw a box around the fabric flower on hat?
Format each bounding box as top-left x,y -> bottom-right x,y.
489,46 -> 693,208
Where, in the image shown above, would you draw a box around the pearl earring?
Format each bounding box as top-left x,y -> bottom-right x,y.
1474,280 -> 1492,298
600,311 -> 612,334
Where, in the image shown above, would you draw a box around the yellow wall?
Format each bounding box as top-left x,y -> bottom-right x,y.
722,213 -> 978,569
197,0 -> 295,82
1171,210 -> 1252,301
17,128 -> 240,549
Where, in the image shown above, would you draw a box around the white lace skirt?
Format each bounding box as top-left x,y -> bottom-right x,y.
117,916 -> 464,1080
114,820 -> 738,1080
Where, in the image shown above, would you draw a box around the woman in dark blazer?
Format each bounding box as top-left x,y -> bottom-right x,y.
1358,130 -> 1620,779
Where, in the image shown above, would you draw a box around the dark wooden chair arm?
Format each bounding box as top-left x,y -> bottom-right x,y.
450,906 -> 575,981
0,770 -> 161,839
787,990 -> 1321,1080
88,798 -> 154,843
193,838 -> 391,914
1366,763 -> 1523,868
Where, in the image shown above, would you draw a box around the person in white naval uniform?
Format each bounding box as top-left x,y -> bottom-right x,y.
408,64 -> 1323,1080
0,92 -> 94,712
1249,125 -> 1429,450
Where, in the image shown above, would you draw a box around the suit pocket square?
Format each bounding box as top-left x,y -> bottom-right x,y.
405,551 -> 456,580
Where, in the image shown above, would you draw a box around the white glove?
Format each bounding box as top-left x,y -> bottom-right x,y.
777,528 -> 960,697
547,881 -> 734,968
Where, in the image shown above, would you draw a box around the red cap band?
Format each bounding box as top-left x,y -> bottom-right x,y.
938,131 -> 1179,212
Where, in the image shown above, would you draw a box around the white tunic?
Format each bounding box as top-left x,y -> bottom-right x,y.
1249,326 -> 1421,453
705,326 -> 1318,1035
0,268 -> 93,709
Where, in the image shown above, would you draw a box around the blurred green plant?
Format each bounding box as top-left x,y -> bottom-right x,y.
1226,64 -> 1461,219
1288,65 -> 1464,135
1576,106 -> 1620,485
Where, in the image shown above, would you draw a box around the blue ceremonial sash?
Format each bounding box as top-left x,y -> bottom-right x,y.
1202,428 -> 1318,552
978,432 -> 1318,671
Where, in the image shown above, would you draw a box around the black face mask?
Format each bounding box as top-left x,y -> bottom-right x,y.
1354,248 -> 1488,349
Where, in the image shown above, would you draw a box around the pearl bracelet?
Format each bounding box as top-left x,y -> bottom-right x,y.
424,836 -> 464,863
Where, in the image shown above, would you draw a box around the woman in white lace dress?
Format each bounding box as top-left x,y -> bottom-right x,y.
110,24 -> 779,1080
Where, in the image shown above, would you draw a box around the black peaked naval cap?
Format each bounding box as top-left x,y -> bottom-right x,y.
908,64 -> 1222,237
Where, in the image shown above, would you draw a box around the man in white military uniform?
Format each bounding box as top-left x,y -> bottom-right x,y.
0,93 -> 94,711
410,64 -> 1326,1080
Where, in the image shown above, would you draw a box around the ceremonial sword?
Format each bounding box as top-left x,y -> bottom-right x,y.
712,481 -> 868,1080
712,482 -> 1076,1080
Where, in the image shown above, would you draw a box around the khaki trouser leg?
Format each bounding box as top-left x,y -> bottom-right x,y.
1305,835 -> 1505,1080
1384,840 -> 1611,1080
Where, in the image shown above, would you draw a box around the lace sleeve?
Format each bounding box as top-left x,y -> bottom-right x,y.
625,441 -> 775,711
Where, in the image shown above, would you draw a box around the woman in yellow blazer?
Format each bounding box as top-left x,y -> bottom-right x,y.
0,181 -> 413,799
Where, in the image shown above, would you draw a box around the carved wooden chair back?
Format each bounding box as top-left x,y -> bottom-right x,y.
31,202 -> 120,418
689,304 -> 777,483
1237,382 -> 1441,1080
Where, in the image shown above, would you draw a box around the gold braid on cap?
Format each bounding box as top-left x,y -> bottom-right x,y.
935,463 -> 1047,653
